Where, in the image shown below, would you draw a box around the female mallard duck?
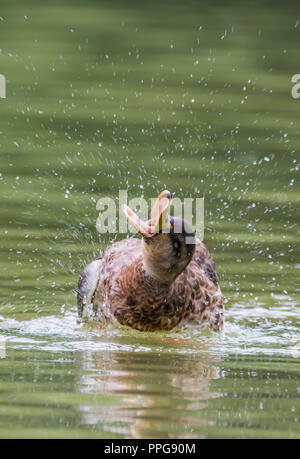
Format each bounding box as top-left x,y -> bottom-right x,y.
77,190 -> 224,332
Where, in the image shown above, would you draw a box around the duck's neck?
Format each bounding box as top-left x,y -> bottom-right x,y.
142,252 -> 178,287
143,258 -> 177,288
142,262 -> 175,289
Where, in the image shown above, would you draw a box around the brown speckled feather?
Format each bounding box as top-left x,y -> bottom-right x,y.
80,237 -> 224,332
78,191 -> 223,332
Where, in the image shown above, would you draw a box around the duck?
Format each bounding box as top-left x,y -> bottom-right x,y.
77,190 -> 224,332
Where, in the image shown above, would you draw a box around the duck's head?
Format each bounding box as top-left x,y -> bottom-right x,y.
122,190 -> 195,284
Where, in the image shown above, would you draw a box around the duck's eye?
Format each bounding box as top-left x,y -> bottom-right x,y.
172,240 -> 181,257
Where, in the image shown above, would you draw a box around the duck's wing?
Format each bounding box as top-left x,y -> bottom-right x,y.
177,241 -> 223,330
77,238 -> 142,322
193,239 -> 219,287
100,237 -> 142,281
77,257 -> 103,320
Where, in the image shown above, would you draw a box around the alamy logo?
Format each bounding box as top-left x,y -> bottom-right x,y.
291,74 -> 300,99
96,190 -> 205,242
0,74 -> 6,98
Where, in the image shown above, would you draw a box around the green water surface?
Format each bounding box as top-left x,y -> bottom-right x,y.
0,0 -> 299,439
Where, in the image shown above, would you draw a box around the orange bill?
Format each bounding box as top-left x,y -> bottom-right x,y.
122,190 -> 172,237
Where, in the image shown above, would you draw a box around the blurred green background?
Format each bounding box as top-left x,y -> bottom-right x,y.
0,0 -> 299,439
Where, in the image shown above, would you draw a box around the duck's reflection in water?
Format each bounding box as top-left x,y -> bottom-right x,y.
75,338 -> 222,438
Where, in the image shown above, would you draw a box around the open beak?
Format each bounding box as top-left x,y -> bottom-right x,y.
149,190 -> 172,233
122,190 -> 172,238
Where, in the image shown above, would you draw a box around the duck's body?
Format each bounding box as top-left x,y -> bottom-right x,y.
78,191 -> 224,332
